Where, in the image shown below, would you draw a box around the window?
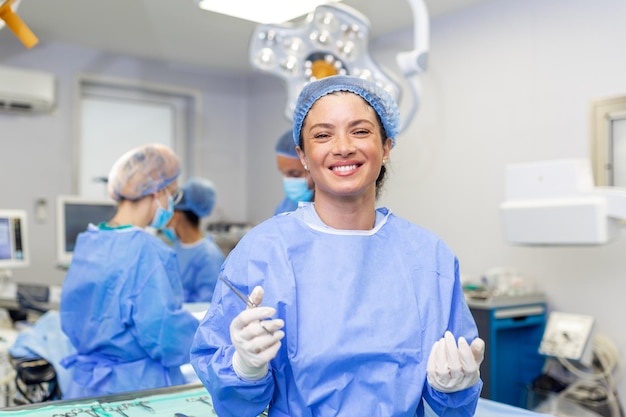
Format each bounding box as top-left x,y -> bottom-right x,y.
590,95 -> 626,187
75,75 -> 201,198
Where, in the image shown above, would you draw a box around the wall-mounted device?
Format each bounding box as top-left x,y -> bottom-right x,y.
0,209 -> 28,270
0,65 -> 56,113
0,209 -> 28,300
539,311 -> 595,367
500,158 -> 626,245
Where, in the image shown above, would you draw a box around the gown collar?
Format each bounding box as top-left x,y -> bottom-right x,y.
290,202 -> 391,236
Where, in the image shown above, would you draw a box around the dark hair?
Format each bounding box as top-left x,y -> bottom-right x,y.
373,118 -> 388,199
181,210 -> 200,227
298,93 -> 389,199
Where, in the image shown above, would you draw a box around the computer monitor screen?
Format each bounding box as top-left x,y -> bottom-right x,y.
0,209 -> 29,269
56,195 -> 117,267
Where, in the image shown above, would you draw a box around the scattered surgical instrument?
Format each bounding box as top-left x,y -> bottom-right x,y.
136,401 -> 155,413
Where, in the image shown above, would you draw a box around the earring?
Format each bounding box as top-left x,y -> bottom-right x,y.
304,164 -> 308,171
382,159 -> 387,165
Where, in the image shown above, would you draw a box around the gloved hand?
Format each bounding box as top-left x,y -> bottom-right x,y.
426,331 -> 485,393
230,285 -> 285,381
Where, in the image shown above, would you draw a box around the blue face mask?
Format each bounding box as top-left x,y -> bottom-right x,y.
282,177 -> 313,203
150,194 -> 175,230
162,227 -> 178,243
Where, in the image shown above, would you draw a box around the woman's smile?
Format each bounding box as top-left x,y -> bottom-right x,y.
330,163 -> 361,174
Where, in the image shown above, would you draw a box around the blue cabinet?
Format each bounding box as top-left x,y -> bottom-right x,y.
468,295 -> 547,409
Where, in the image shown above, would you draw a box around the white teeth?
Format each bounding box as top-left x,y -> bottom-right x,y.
332,164 -> 357,172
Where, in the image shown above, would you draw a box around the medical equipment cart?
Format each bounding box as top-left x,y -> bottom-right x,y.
467,293 -> 547,408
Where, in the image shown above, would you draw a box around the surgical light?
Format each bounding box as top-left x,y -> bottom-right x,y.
249,3 -> 403,121
195,0 -> 342,24
248,0 -> 429,132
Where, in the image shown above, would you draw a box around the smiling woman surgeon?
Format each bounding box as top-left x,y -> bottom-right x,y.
191,76 -> 485,416
60,144 -> 199,399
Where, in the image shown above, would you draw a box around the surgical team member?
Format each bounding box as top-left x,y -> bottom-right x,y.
190,75 -> 485,416
163,177 -> 225,302
60,144 -> 199,399
274,130 -> 314,215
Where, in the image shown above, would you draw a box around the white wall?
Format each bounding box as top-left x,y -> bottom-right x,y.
375,0 -> 626,403
245,74 -> 292,222
0,41 -> 250,286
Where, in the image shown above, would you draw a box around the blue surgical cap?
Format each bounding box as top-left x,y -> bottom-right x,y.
175,177 -> 216,218
292,75 -> 401,148
107,144 -> 180,201
275,130 -> 299,159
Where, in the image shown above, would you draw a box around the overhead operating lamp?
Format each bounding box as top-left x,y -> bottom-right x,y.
0,0 -> 38,48
395,0 -> 429,131
249,0 -> 429,129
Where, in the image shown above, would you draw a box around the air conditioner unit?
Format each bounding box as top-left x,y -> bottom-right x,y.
0,65 -> 56,113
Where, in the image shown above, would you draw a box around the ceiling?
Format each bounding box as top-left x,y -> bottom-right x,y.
10,0 -> 490,75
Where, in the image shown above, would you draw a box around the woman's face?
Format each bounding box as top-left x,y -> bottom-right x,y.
297,92 -> 391,201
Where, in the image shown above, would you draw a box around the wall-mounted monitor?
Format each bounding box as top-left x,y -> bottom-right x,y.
0,210 -> 29,270
56,195 -> 117,268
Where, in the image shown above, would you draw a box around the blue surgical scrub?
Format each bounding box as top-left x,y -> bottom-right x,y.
60,224 -> 199,399
173,236 -> 225,302
191,205 -> 482,417
273,196 -> 298,216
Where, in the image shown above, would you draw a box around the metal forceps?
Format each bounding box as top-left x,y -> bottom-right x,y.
66,406 -> 101,417
219,276 -> 273,335
219,276 -> 257,308
103,405 -> 129,417
69,407 -> 100,417
136,401 -> 155,413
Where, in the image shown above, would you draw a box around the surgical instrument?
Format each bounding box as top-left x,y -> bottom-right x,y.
218,276 -> 273,335
219,276 -> 257,307
136,401 -> 155,413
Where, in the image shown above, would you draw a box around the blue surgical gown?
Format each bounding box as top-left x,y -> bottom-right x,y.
273,196 -> 298,215
191,206 -> 482,417
60,224 -> 199,399
173,236 -> 225,302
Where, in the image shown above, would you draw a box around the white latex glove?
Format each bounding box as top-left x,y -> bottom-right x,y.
230,286 -> 285,381
426,331 -> 485,393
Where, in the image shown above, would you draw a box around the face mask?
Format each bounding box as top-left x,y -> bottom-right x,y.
162,228 -> 178,243
150,194 -> 174,230
282,177 -> 313,203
